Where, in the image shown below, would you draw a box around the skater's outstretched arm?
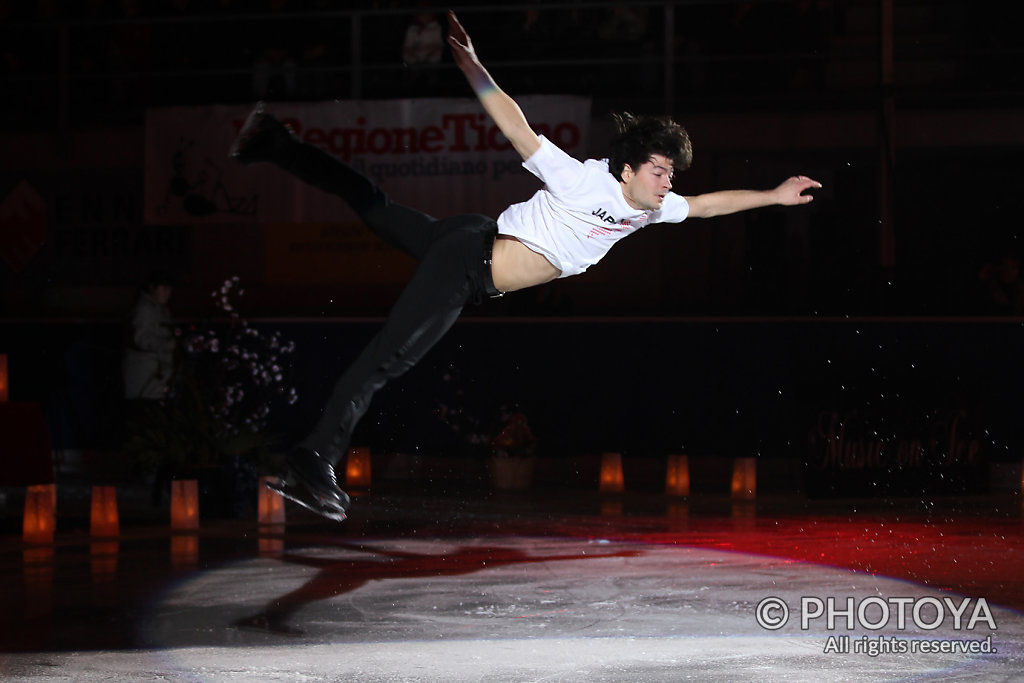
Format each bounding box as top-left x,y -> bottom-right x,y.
448,11 -> 541,161
685,175 -> 822,218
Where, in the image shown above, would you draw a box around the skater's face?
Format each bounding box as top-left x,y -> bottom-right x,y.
619,154 -> 674,211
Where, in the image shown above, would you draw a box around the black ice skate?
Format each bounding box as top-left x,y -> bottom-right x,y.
228,102 -> 291,166
266,447 -> 351,523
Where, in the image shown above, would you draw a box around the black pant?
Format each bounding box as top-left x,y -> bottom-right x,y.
264,132 -> 500,467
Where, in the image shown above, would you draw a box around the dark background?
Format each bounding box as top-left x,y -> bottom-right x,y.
1,1 -> 1022,495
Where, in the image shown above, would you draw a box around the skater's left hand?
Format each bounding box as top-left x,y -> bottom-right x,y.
773,175 -> 822,205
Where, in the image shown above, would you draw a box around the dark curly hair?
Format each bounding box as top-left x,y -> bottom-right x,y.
607,112 -> 692,182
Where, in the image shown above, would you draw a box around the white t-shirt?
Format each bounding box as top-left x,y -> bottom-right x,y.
497,135 -> 690,278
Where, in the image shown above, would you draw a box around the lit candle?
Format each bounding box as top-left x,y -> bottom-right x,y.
258,476 -> 286,524
90,486 -> 120,537
23,483 -> 56,543
599,452 -> 625,493
731,457 -> 757,500
170,479 -> 199,530
666,454 -> 690,497
345,447 -> 372,488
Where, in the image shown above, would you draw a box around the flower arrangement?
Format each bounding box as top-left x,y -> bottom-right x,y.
185,276 -> 298,443
124,276 -> 298,471
491,410 -> 536,459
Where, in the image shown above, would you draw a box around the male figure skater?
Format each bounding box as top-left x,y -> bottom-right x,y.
230,11 -> 821,521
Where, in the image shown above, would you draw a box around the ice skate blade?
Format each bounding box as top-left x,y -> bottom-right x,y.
265,478 -> 348,523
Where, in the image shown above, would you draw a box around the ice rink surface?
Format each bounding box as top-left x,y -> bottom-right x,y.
3,491 -> 1023,681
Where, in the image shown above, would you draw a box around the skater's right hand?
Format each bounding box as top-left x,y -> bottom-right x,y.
447,11 -> 481,73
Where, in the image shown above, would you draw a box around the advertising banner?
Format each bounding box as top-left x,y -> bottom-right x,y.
144,96 -> 590,283
145,96 -> 592,225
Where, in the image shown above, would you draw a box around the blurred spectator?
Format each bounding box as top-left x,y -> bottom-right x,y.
598,5 -> 654,95
123,271 -> 177,401
597,4 -> 648,43
401,1 -> 442,95
294,0 -> 341,100
978,255 -> 1024,315
511,5 -> 556,90
109,0 -> 154,105
402,3 -> 442,65
251,0 -> 299,99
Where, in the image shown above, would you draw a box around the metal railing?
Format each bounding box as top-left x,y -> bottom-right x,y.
2,0 -> 1019,134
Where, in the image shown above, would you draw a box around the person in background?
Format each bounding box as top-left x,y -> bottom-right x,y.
401,1 -> 443,95
123,270 -> 176,401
